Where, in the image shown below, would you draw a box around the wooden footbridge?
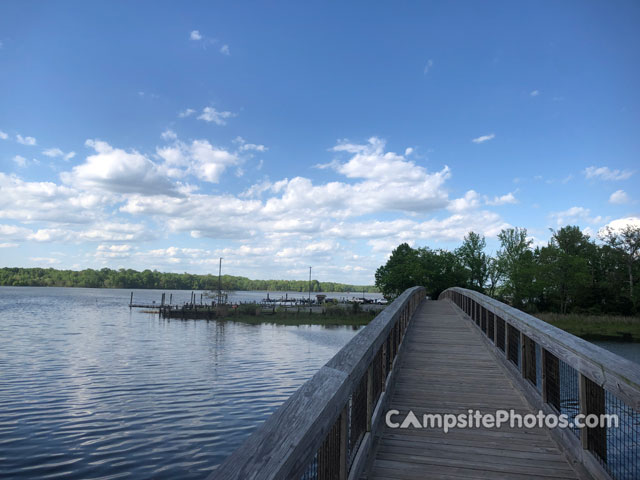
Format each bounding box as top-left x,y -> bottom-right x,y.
209,287 -> 640,480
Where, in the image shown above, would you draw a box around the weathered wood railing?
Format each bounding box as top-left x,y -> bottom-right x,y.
209,286 -> 426,480
440,287 -> 640,480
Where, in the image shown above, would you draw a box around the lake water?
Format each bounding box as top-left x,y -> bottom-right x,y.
0,287 -> 363,479
591,340 -> 640,365
2,287 -> 637,480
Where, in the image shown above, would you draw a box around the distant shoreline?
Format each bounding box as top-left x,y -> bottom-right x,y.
0,284 -> 380,294
0,267 -> 379,293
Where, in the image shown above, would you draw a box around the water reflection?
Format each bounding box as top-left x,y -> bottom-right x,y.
0,287 -> 361,479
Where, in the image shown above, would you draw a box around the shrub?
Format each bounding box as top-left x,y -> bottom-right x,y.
237,302 -> 259,316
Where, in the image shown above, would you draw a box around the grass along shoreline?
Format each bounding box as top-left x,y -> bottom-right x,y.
537,313 -> 640,342
156,301 -> 640,339
216,310 -> 375,326
225,311 -> 640,337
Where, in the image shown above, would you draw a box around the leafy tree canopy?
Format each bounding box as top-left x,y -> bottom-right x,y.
375,224 -> 640,315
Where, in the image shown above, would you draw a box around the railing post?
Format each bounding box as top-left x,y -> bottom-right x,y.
505,321 -> 510,362
381,341 -> 387,391
541,347 -> 548,404
579,374 -> 607,462
492,312 -> 497,344
520,331 -> 526,378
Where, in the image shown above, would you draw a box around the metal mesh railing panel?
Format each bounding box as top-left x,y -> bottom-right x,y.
544,350 -> 560,411
487,311 -> 494,342
496,316 -> 506,352
523,334 -> 537,387
585,376 -> 607,464
507,325 -> 520,366
317,414 -> 341,480
601,390 -> 640,480
348,375 -> 367,469
559,359 -> 580,439
481,307 -> 487,333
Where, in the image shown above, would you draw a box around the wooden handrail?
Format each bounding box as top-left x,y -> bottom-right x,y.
440,287 -> 640,480
209,286 -> 426,480
440,287 -> 640,410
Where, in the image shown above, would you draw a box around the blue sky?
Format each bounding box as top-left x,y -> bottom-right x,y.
0,1 -> 638,284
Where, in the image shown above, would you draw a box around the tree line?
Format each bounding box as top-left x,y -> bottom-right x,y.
375,224 -> 640,315
0,267 -> 379,293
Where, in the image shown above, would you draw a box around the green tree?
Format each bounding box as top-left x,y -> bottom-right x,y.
455,231 -> 488,292
496,227 -> 536,308
418,247 -> 467,299
539,226 -> 593,313
375,243 -> 421,299
486,256 -> 503,297
599,224 -> 640,305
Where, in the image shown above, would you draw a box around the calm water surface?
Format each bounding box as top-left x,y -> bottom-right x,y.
591,340 -> 640,365
0,287 -> 362,479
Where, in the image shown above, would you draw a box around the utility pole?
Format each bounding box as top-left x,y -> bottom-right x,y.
308,266 -> 312,310
218,257 -> 223,305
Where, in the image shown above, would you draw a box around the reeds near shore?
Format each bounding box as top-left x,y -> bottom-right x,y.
225,310 -> 375,327
537,313 -> 640,341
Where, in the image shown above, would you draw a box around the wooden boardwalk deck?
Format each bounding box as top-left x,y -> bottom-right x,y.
361,300 -> 585,480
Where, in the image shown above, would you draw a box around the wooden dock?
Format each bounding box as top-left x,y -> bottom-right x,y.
361,300 -> 582,480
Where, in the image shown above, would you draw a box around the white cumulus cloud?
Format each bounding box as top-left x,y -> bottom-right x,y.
43,147 -> 64,157
16,134 -> 36,146
61,139 -> 177,195
161,129 -> 177,141
234,136 -> 267,152
551,206 -> 603,226
584,166 -> 634,181
12,155 -> 27,167
156,138 -> 239,183
472,133 -> 495,144
609,190 -> 630,204
599,217 -> 640,235
197,106 -> 234,125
